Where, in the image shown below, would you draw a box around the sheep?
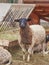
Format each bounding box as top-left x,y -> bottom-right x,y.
14,18 -> 47,62
33,43 -> 43,53
46,34 -> 49,43
0,47 -> 12,65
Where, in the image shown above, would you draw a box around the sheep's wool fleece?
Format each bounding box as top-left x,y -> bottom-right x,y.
30,25 -> 46,44
0,47 -> 11,63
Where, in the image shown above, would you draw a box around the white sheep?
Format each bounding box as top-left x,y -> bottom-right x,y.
15,18 -> 47,62
0,47 -> 12,65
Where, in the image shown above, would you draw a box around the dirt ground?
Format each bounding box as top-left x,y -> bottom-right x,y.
0,30 -> 49,65
8,42 -> 49,65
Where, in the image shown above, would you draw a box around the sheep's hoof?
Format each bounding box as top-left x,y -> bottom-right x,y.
42,51 -> 49,56
27,56 -> 30,62
44,51 -> 49,55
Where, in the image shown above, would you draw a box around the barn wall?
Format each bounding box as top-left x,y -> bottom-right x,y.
23,0 -> 49,3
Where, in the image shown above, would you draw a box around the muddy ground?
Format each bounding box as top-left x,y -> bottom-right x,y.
8,43 -> 49,65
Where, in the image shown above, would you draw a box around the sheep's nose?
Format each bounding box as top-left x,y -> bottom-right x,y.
20,25 -> 25,28
20,23 -> 25,28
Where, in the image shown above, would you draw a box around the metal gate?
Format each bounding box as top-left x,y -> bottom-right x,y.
0,4 -> 35,32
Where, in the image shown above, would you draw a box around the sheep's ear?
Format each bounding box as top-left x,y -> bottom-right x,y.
27,18 -> 31,21
14,19 -> 19,22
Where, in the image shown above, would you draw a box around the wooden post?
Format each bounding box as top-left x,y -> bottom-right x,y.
18,0 -> 23,3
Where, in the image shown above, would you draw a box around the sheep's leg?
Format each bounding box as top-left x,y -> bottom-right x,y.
27,53 -> 31,62
27,45 -> 34,62
42,42 -> 49,55
27,40 -> 35,62
19,43 -> 26,61
27,48 -> 31,62
22,47 -> 26,61
42,43 -> 45,56
42,40 -> 47,56
20,46 -> 26,61
6,57 -> 12,65
22,48 -> 26,60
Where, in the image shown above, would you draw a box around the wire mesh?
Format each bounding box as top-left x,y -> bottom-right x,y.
0,4 -> 35,32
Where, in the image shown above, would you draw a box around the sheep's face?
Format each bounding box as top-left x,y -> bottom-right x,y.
14,18 -> 31,28
19,18 -> 27,28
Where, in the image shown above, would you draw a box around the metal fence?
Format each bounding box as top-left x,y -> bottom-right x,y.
0,4 -> 35,32
0,5 -> 18,32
